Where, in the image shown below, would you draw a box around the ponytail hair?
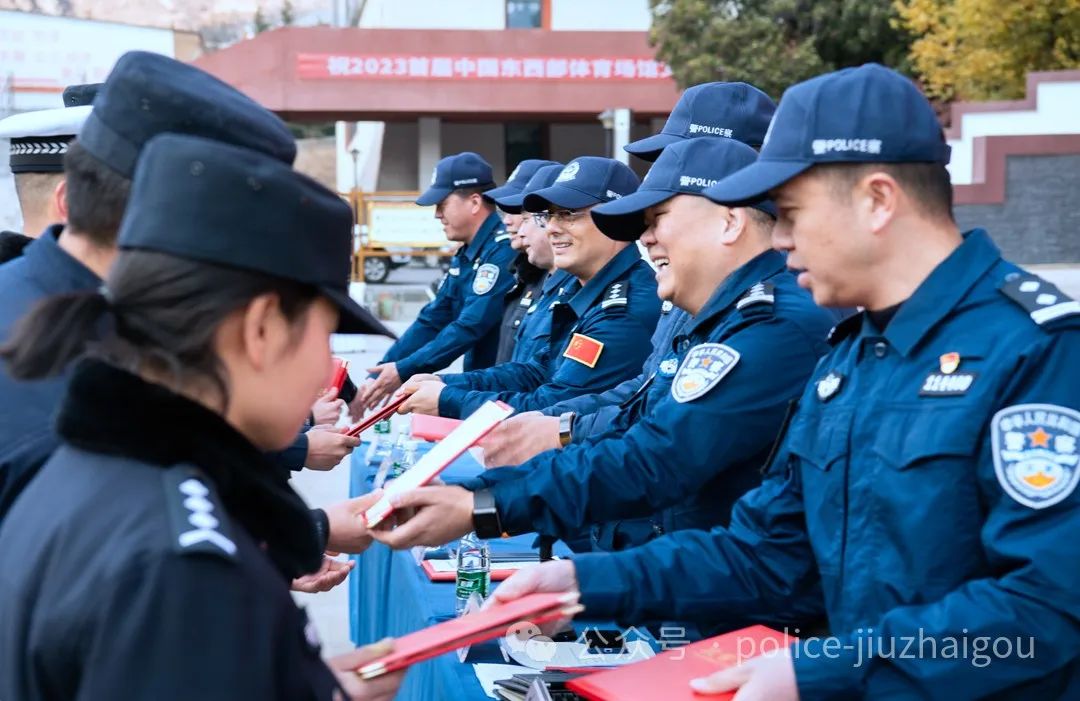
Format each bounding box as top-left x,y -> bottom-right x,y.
0,250 -> 320,405
1,289 -> 112,380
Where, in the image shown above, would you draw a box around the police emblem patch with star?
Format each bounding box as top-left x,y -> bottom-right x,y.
472,263 -> 500,295
670,343 -> 740,403
992,403 -> 1080,510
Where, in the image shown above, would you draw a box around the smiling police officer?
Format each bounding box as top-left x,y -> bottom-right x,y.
489,64 -> 1080,701
357,151 -> 517,411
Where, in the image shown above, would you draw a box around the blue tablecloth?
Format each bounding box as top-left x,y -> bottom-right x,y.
348,443 -> 569,699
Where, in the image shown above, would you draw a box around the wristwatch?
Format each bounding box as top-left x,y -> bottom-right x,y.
558,411 -> 576,447
472,488 -> 504,539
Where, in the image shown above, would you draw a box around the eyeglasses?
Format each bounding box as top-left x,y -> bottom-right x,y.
531,209 -> 588,227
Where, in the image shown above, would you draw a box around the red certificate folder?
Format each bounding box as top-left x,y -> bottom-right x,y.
362,400 -> 514,527
420,558 -> 540,582
410,414 -> 463,442
343,395 -> 407,438
328,357 -> 349,393
567,626 -> 795,701
357,592 -> 583,679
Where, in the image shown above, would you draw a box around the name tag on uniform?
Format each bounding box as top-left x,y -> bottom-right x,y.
919,372 -> 977,396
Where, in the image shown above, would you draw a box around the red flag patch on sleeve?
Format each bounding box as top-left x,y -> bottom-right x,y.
562,333 -> 604,368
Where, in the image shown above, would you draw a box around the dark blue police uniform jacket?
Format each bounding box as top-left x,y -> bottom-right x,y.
0,225 -> 101,521
436,244 -> 661,418
510,269 -> 575,364
471,249 -> 834,548
572,231 -> 1080,700
378,212 -> 515,379
541,303 -> 691,441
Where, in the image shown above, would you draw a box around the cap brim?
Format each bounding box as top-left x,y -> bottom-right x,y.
623,132 -> 683,162
704,159 -> 813,205
591,188 -> 674,241
323,287 -> 397,337
523,184 -> 603,212
486,184 -> 526,213
415,186 -> 454,206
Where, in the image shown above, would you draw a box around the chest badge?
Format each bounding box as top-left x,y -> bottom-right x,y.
671,343 -> 740,403
939,352 -> 961,374
993,403 -> 1080,510
920,371 -> 977,396
816,371 -> 844,402
472,263 -> 500,295
658,357 -> 679,376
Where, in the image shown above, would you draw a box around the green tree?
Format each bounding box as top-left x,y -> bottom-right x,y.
896,0 -> 1080,101
254,6 -> 272,34
281,0 -> 296,26
649,0 -> 911,97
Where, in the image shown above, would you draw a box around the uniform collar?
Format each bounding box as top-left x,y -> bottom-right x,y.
567,244 -> 643,318
683,248 -> 788,339
874,229 -> 1000,356
56,359 -> 324,578
21,224 -> 102,292
461,211 -> 503,262
0,230 -> 33,263
543,268 -> 573,296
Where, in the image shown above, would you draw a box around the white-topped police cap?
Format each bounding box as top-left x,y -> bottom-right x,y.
522,157 -> 641,213
0,82 -> 99,173
117,133 -> 395,338
79,51 -> 296,178
416,151 -> 496,206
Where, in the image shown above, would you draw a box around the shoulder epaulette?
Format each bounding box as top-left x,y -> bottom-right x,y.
1000,273 -> 1080,327
162,465 -> 237,561
601,280 -> 629,309
494,228 -> 511,243
827,311 -> 864,346
735,282 -> 775,311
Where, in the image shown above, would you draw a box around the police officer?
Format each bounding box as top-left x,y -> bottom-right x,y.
479,82 -> 778,465
484,158 -> 561,363
492,65 -> 1080,700
0,83 -> 98,261
372,137 -> 834,556
399,156 -> 661,418
355,152 -> 518,411
0,134 -> 401,700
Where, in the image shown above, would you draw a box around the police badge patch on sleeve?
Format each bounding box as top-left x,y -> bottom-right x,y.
671,343 -> 740,403
992,403 -> 1080,509
472,263 -> 500,295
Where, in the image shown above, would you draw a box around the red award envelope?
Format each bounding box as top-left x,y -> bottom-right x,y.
410,414 -> 463,442
357,592 -> 583,679
328,357 -> 349,393
362,400 -> 514,527
344,395 -> 408,438
566,625 -> 795,701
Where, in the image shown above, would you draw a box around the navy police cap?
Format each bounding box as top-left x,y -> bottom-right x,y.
499,163 -> 565,211
705,63 -> 951,205
625,82 -> 776,162
80,51 -> 296,178
523,157 -> 640,213
117,133 -> 393,337
484,159 -> 562,213
416,151 -> 496,206
593,137 -> 774,241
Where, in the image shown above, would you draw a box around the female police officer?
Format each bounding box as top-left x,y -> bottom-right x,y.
0,133 -> 402,701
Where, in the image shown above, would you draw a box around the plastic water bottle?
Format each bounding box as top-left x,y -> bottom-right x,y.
455,532 -> 491,615
367,419 -> 393,462
391,439 -> 421,479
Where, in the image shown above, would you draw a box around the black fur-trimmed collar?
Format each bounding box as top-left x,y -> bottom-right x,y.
0,230 -> 33,263
57,359 -> 322,577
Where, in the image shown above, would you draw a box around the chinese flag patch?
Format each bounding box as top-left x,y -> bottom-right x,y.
563,333 -> 604,368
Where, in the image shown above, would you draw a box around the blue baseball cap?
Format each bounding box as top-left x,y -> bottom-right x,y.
79,51 -> 296,178
498,163 -> 565,211
484,159 -> 562,213
704,63 -> 952,205
119,133 -> 394,337
416,151 -> 496,206
625,82 -> 776,161
523,157 -> 640,213
593,137 -> 774,241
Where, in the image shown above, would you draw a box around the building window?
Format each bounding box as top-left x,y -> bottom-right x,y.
507,0 -> 542,29
505,122 -> 545,175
